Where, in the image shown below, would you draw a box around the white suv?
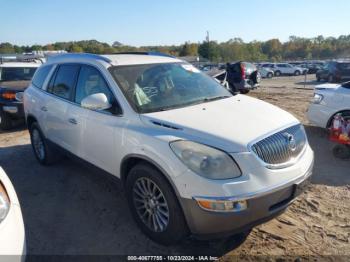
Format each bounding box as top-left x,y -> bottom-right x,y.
271,63 -> 306,76
24,53 -> 314,244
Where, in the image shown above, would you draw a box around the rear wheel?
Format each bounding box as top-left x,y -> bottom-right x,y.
239,89 -> 250,94
125,163 -> 188,245
275,70 -> 281,76
29,122 -> 58,165
328,74 -> 335,83
0,111 -> 12,130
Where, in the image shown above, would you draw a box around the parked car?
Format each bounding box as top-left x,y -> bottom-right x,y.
316,61 -> 350,83
307,81 -> 350,128
258,67 -> 274,78
0,61 -> 40,129
0,167 -> 26,260
299,63 -> 322,74
271,63 -> 307,76
225,61 -> 261,94
24,53 -> 314,245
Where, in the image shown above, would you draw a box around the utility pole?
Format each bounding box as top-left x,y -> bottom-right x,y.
206,31 -> 210,61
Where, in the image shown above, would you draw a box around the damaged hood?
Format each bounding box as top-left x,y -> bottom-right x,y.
140,95 -> 299,152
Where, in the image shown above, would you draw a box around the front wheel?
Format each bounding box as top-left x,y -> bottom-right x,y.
125,163 -> 188,245
294,70 -> 301,76
0,111 -> 12,130
267,72 -> 273,78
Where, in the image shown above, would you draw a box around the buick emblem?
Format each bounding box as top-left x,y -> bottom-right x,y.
283,132 -> 297,151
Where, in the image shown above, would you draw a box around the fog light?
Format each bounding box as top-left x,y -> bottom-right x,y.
195,197 -> 248,212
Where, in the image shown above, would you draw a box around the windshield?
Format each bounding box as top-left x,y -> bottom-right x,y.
0,67 -> 37,81
109,63 -> 232,113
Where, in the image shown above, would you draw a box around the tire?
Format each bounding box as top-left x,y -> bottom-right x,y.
328,74 -> 335,83
267,72 -> 273,78
125,163 -> 188,245
29,122 -> 58,165
316,75 -> 321,82
239,89 -> 250,94
275,71 -> 281,76
327,111 -> 350,128
294,70 -> 301,76
333,145 -> 350,160
0,111 -> 12,130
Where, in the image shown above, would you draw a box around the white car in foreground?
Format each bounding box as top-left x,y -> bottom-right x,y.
24,53 -> 314,245
0,167 -> 26,260
307,82 -> 350,128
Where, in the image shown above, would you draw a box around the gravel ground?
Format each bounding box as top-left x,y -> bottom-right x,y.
0,75 -> 349,260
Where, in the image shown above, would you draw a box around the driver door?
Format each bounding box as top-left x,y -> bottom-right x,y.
74,65 -> 124,174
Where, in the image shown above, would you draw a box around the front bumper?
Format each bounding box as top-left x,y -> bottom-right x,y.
0,204 -> 26,259
180,157 -> 313,239
0,100 -> 24,119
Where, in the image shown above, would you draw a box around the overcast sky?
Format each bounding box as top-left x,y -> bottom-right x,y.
2,0 -> 350,46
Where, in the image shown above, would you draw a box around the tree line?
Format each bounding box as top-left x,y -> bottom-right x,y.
1,35 -> 350,62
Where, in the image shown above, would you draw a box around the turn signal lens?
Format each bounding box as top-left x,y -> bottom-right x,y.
195,198 -> 247,212
1,92 -> 16,100
0,181 -> 10,223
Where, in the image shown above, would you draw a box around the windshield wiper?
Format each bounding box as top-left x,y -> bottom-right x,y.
201,95 -> 231,103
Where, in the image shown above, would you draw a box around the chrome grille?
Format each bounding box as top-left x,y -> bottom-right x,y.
251,124 -> 307,166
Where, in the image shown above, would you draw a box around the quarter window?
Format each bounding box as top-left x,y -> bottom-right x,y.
32,65 -> 53,89
48,64 -> 80,100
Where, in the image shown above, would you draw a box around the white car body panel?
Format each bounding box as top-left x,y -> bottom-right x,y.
0,167 -> 26,259
307,83 -> 350,128
24,53 -> 314,237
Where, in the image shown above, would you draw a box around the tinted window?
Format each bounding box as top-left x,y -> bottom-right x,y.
32,65 -> 52,89
49,64 -> 80,100
0,67 -> 37,82
337,63 -> 350,70
75,65 -> 114,104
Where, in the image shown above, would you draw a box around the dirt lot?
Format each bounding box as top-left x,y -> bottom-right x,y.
0,75 -> 349,259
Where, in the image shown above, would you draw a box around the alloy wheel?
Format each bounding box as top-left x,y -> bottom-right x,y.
132,177 -> 170,232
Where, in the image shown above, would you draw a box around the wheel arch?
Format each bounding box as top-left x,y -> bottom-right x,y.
26,114 -> 38,129
120,154 -> 182,199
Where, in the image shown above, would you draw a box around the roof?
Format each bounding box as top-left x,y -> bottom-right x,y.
0,62 -> 40,68
47,53 -> 183,66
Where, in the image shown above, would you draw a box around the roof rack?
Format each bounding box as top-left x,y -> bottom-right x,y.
0,54 -> 44,64
113,51 -> 175,58
46,53 -> 112,64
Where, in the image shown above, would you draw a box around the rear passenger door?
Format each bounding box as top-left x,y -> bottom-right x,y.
45,64 -> 82,154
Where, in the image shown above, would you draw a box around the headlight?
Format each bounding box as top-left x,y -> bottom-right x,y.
0,181 -> 10,223
312,93 -> 324,104
170,141 -> 242,179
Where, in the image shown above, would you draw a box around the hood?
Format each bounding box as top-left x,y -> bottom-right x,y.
0,80 -> 31,92
315,83 -> 341,90
140,95 -> 299,152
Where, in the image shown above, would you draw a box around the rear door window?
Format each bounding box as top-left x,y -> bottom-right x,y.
48,64 -> 80,100
32,65 -> 53,89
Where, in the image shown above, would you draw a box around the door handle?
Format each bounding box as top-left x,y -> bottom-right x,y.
68,118 -> 78,125
41,106 -> 48,112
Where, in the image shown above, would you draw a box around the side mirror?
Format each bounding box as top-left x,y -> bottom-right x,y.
81,93 -> 111,111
